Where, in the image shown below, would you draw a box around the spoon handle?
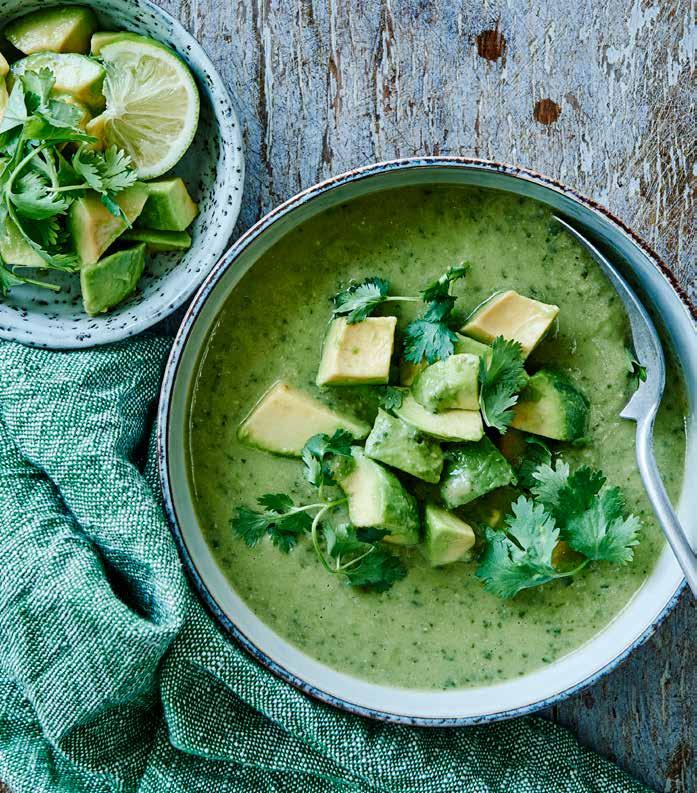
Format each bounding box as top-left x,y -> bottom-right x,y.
636,414 -> 697,596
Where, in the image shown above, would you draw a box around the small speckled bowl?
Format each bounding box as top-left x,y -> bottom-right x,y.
159,158 -> 696,726
0,0 -> 244,348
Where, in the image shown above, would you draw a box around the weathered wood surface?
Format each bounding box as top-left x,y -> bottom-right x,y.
167,0 -> 695,789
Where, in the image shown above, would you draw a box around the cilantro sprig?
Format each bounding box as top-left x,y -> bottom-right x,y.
477,460 -> 641,598
478,336 -> 528,433
331,264 -> 469,364
231,430 -> 406,592
0,69 -> 138,295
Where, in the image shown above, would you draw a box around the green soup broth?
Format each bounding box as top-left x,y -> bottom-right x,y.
187,185 -> 686,690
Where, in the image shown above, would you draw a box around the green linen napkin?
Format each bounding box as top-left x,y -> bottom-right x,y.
0,335 -> 650,793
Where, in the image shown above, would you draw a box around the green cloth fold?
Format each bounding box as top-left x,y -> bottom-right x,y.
0,336 -> 649,792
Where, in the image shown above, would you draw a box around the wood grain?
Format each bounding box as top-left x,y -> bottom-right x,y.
172,0 -> 696,789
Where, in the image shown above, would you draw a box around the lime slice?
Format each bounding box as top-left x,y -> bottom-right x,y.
91,34 -> 199,179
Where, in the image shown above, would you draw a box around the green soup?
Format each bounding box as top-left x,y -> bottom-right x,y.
188,186 -> 686,690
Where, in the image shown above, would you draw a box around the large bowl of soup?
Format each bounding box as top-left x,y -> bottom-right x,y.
158,158 -> 696,725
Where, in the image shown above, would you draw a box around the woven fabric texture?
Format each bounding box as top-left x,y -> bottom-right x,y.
0,337 -> 649,793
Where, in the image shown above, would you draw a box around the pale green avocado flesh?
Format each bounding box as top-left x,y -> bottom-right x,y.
5,6 -> 97,55
187,185 -> 687,691
137,178 -> 199,232
11,52 -> 106,111
122,228 -> 192,253
440,437 -> 516,508
80,243 -> 146,316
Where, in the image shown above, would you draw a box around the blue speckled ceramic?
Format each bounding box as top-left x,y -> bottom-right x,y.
0,0 -> 244,348
159,158 -> 696,725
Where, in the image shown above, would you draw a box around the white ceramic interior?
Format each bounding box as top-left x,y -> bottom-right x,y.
160,159 -> 696,724
0,0 -> 244,348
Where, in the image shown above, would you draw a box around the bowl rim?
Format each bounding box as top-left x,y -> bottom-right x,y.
0,0 -> 245,349
158,155 -> 694,726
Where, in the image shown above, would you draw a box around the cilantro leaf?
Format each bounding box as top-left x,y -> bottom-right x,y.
0,263 -> 59,296
625,348 -> 647,391
476,496 -> 560,598
478,336 -> 527,433
332,277 -> 391,323
231,495 -> 312,553
231,506 -> 271,547
301,429 -> 353,489
403,318 -> 458,364
532,462 -> 605,526
0,81 -> 28,136
420,263 -> 469,302
565,488 -> 640,564
344,545 -> 407,592
515,437 -> 552,490
72,145 -> 137,219
324,523 -> 367,559
379,386 -> 405,411
9,171 -> 70,220
20,69 -> 54,114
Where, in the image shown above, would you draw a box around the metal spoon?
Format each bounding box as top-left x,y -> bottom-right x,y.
554,216 -> 696,597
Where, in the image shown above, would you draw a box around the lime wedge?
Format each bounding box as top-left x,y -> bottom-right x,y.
91,34 -> 199,179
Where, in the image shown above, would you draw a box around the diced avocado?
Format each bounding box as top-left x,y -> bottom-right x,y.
395,394 -> 484,442
462,290 -> 559,357
122,228 -> 192,253
496,427 -> 527,463
80,243 -> 146,316
365,409 -> 444,483
455,334 -> 492,363
90,31 -> 124,55
0,218 -> 44,266
317,317 -> 397,386
399,334 -> 491,386
422,504 -> 476,566
440,437 -> 516,508
412,353 -> 479,412
334,448 -> 420,546
510,369 -> 589,441
237,382 -> 370,457
137,178 -> 199,232
84,113 -> 106,150
69,184 -> 149,265
5,7 -> 98,55
11,53 -> 105,111
0,53 -> 9,78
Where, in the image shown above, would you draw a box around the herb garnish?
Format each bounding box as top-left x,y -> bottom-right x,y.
331,264 -> 469,364
379,386 -> 405,411
231,430 -> 407,591
625,349 -> 647,391
477,461 -> 641,598
0,68 -> 137,295
478,336 -> 528,433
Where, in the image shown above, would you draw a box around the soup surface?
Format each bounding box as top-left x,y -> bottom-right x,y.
188,186 -> 686,690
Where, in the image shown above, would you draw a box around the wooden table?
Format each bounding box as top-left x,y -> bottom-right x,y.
155,1 -> 694,789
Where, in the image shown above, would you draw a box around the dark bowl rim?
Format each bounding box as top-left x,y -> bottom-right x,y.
157,155 -> 693,727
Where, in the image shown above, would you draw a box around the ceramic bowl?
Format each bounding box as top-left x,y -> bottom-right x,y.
158,158 -> 696,725
0,0 -> 244,348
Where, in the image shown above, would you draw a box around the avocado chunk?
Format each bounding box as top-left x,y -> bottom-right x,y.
440,437 -> 516,508
511,369 -> 590,441
317,317 -> 397,386
122,228 -> 192,253
137,178 -> 199,232
0,218 -> 44,266
412,353 -> 479,412
237,382 -> 370,457
395,394 -> 484,442
399,334 -> 491,386
365,409 -> 444,483
90,31 -> 124,55
69,184 -> 149,265
5,7 -> 98,55
422,504 -> 476,566
80,243 -> 146,316
0,53 -> 9,78
462,290 -> 559,358
334,448 -> 420,546
11,52 -> 105,111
